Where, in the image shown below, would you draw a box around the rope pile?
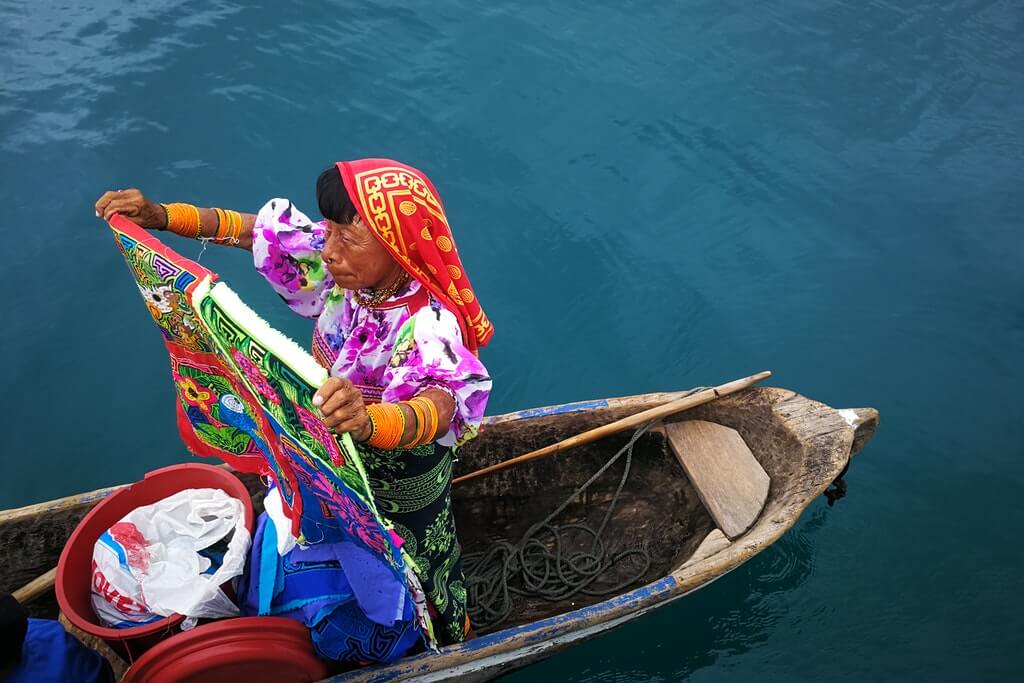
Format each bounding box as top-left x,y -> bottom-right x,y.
463,420 -> 658,631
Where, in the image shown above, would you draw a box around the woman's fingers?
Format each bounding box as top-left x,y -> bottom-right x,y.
315,378 -> 362,417
322,399 -> 365,429
95,190 -> 120,217
326,407 -> 367,434
95,188 -> 146,220
313,377 -> 344,410
313,378 -> 375,436
101,199 -> 140,220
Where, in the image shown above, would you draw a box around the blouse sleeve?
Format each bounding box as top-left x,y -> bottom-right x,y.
252,198 -> 333,319
381,301 -> 492,449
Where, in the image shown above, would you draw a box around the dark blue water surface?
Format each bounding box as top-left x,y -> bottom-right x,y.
2,1 -> 1022,679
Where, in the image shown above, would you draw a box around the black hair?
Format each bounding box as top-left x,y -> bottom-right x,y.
0,593 -> 27,670
316,165 -> 359,224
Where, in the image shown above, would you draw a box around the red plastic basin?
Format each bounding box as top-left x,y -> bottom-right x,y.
121,617 -> 329,683
56,463 -> 254,662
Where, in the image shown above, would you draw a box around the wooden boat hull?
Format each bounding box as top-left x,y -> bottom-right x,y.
0,385 -> 878,681
328,387 -> 877,682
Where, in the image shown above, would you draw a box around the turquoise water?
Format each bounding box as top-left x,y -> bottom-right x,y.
2,0 -> 1022,679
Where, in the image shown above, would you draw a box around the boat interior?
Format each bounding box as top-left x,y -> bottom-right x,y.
1,388 -> 870,644
450,390 -> 818,633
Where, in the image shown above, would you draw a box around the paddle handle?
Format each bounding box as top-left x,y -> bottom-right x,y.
453,370 -> 772,486
13,566 -> 57,604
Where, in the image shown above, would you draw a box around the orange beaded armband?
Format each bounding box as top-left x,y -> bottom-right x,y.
399,396 -> 439,447
414,395 -> 439,444
162,203 -> 202,239
365,403 -> 405,450
227,209 -> 242,242
212,208 -> 244,244
401,397 -> 428,448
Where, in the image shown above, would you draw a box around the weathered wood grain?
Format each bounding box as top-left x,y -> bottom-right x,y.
664,420 -> 769,539
680,529 -> 731,568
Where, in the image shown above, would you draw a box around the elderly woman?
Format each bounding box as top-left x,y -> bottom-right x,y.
95,159 -> 493,647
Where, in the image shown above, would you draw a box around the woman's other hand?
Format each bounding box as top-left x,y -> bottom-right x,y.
95,188 -> 167,228
313,377 -> 372,441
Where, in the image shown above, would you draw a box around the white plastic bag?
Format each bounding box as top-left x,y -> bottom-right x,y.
91,487 -> 251,628
263,485 -> 297,557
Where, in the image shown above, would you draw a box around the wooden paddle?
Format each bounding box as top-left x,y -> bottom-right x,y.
452,370 -> 772,486
13,567 -> 57,604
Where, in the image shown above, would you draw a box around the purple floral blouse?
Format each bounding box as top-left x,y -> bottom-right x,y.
252,198 -> 491,449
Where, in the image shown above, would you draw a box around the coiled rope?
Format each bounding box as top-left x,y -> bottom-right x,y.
463,420 -> 658,631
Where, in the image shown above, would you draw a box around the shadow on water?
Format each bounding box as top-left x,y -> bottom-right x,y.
505,507 -> 830,682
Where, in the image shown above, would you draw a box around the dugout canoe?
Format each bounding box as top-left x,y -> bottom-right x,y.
0,385 -> 878,681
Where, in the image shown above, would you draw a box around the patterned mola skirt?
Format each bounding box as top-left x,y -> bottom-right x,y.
358,442 -> 468,645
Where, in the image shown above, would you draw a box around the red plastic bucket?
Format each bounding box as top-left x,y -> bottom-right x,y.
121,617 -> 329,683
56,463 -> 255,662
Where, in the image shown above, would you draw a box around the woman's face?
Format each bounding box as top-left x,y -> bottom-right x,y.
321,214 -> 403,290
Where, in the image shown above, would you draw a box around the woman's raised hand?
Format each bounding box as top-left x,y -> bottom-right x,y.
95,188 -> 166,229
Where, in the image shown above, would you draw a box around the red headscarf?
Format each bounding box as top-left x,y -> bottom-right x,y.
336,159 -> 494,353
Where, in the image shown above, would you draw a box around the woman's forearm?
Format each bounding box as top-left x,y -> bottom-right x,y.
95,189 -> 257,251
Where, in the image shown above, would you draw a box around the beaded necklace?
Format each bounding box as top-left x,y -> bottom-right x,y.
352,271 -> 410,308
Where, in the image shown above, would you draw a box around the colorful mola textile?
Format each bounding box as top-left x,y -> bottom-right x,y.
109,218 -> 271,477
107,215 -> 429,648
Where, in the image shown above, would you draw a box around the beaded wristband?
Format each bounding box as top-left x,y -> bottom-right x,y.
213,207 -> 225,238
229,210 -> 243,241
162,203 -> 202,239
413,396 -> 439,444
411,398 -> 429,444
395,396 -> 439,447
222,209 -> 244,244
365,403 -> 405,450
400,398 -> 428,448
210,208 -> 243,244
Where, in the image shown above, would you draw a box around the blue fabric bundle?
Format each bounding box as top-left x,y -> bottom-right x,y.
237,511 -> 422,664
